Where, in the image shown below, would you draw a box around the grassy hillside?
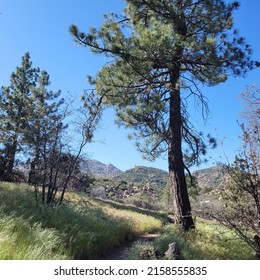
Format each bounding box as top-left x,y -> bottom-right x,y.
0,181 -> 165,260
0,181 -> 256,260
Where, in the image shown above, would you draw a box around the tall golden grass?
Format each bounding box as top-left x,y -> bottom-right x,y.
0,182 -> 165,259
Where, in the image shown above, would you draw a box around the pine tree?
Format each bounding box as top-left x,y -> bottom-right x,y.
70,0 -> 259,230
1,53 -> 102,205
24,70 -> 66,203
0,52 -> 39,181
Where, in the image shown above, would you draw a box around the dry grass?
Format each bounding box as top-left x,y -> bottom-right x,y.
0,182 -> 165,259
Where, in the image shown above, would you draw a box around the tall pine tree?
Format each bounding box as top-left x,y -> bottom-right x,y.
0,52 -> 39,181
70,0 -> 259,230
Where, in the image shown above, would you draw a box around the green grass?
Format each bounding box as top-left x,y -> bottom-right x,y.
0,214 -> 69,259
124,241 -> 156,260
1,181 -> 255,260
126,219 -> 256,260
0,181 -> 165,260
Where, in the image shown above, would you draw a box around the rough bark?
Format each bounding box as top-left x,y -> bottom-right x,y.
4,130 -> 19,181
168,69 -> 194,231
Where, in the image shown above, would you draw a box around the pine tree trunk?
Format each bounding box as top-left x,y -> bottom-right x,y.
5,133 -> 18,181
168,69 -> 194,231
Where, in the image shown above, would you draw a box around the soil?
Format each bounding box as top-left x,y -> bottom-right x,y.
100,233 -> 160,260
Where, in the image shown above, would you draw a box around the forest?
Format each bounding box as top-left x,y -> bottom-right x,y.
0,0 -> 259,260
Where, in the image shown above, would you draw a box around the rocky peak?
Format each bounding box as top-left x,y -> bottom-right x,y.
80,159 -> 123,178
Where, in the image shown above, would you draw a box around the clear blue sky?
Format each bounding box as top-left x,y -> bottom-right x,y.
1,0 -> 259,172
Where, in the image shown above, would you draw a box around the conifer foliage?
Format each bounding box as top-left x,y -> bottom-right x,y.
0,53 -> 102,204
70,0 -> 258,230
0,52 -> 39,181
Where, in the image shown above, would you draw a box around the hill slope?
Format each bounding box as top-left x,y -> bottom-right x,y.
79,160 -> 230,211
80,159 -> 123,178
0,181 -> 164,260
117,165 -> 168,187
193,165 -> 228,190
81,159 -> 227,191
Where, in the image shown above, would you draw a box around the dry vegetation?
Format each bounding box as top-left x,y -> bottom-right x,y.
0,181 -> 165,259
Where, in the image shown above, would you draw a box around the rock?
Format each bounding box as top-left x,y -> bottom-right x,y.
164,242 -> 180,260
91,186 -> 107,199
140,249 -> 158,260
167,214 -> 175,223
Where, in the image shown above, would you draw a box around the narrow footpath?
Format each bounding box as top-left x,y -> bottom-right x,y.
101,233 -> 160,260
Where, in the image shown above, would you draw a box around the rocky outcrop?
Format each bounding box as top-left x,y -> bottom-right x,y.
88,181 -> 157,201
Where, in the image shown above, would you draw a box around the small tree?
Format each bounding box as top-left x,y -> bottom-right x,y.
216,85 -> 260,257
70,0 -> 258,230
25,78 -> 103,205
57,91 -> 103,204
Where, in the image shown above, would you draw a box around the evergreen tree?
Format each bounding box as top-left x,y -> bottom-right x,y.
70,0 -> 258,230
0,53 -> 102,204
24,70 -> 66,203
0,52 -> 39,181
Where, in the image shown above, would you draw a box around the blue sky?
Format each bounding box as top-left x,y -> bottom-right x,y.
1,0 -> 259,172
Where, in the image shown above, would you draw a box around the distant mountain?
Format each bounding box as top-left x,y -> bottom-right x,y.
79,160 -> 229,212
80,160 -> 168,186
117,164 -> 227,190
80,159 -> 123,178
117,165 -> 168,187
80,158 -> 227,191
193,165 -> 228,190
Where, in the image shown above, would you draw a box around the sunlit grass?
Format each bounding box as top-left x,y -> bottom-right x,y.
125,241 -> 156,260
126,219 -> 255,260
0,213 -> 69,260
2,181 -> 253,260
190,221 -> 255,259
0,181 -> 165,260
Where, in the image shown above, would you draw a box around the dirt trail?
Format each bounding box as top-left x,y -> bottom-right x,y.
101,233 -> 160,260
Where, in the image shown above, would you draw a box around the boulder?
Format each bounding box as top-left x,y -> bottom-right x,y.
164,242 -> 180,260
91,186 -> 107,199
140,249 -> 161,260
